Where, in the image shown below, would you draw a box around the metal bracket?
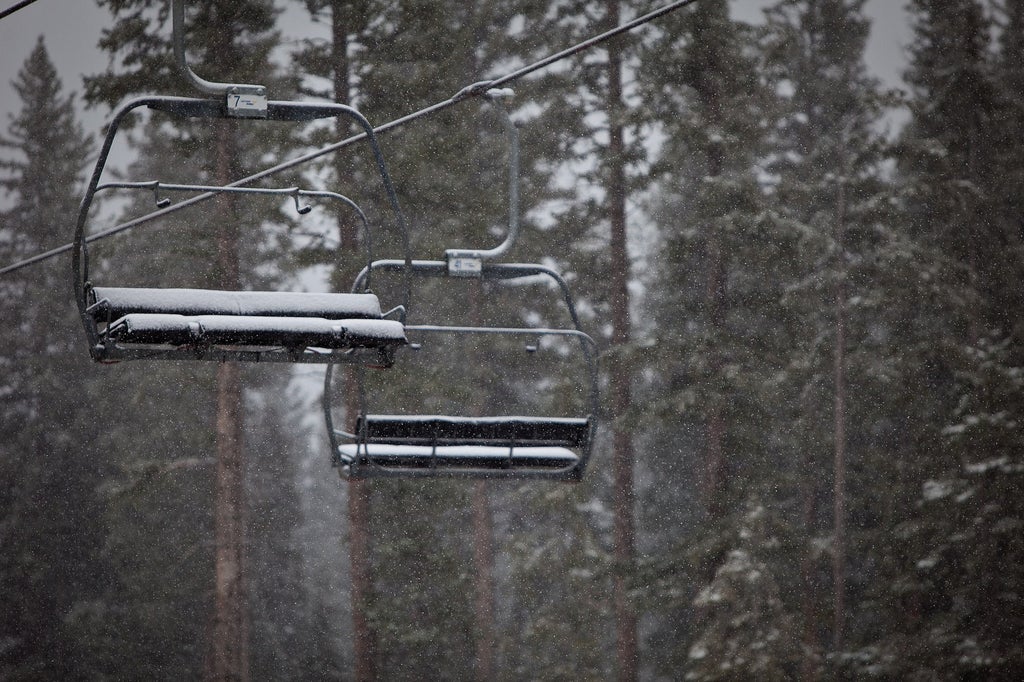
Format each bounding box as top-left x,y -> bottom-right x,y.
441,89 -> 520,267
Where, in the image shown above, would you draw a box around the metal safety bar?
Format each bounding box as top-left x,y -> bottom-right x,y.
94,181 -> 376,288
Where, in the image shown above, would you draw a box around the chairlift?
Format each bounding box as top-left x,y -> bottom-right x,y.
72,1 -> 410,364
323,93 -> 599,480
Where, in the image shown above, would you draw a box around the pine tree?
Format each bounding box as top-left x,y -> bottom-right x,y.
513,3 -> 660,676
899,0 -> 1008,333
0,37 -> 100,679
849,4 -> 1024,675
990,0 -> 1024,324
684,500 -> 803,680
761,0 -> 904,664
638,1 -> 803,672
292,6 -> 382,677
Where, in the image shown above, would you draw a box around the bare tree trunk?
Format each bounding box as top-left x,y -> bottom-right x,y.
348,471 -> 377,682
472,481 -> 496,680
606,4 -> 637,678
464,282 -> 497,681
702,137 -> 726,519
210,118 -> 249,682
800,429 -> 820,679
832,170 -> 848,652
327,6 -> 379,678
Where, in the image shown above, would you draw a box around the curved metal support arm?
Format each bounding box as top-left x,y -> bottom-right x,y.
323,362 -> 341,464
445,90 -> 521,264
73,97 -> 154,320
323,361 -> 371,468
172,0 -> 266,105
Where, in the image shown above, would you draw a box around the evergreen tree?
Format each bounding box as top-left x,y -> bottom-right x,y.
761,0 -> 905,664
638,1 -> 801,672
990,0 -> 1024,330
899,0 -> 1009,333
0,37 -> 101,679
850,4 -> 1024,675
684,500 -> 803,680
835,0 -> 1024,676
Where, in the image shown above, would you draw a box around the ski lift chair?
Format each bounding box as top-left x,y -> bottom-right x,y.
73,0 -> 410,364
73,97 -> 409,364
82,176 -> 408,364
324,282 -> 598,481
323,92 -> 599,480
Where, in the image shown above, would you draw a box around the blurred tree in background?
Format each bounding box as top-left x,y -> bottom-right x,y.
1,0 -> 1023,679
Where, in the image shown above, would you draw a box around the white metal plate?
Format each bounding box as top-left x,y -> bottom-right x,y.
226,92 -> 268,118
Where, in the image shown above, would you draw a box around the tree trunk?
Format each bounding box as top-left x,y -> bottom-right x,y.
606,3 -> 638,678
348,471 -> 377,682
703,134 -> 726,519
466,282 -> 496,681
799,374 -> 822,678
832,168 -> 848,652
210,118 -> 249,682
330,6 -> 377,678
472,481 -> 496,680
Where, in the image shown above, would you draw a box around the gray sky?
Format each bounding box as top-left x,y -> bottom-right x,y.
0,0 -> 911,159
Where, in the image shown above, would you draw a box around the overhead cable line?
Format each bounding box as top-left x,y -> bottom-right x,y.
0,0 -> 701,277
0,0 -> 42,21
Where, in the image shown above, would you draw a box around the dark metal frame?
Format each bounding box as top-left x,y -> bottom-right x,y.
324,260 -> 599,481
73,96 -> 409,364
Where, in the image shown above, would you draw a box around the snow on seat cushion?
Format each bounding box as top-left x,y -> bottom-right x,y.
106,313 -> 407,349
356,415 -> 591,447
337,443 -> 580,470
90,287 -> 384,320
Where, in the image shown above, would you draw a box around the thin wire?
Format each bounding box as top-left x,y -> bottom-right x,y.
0,0 -> 42,21
0,0 -> 700,277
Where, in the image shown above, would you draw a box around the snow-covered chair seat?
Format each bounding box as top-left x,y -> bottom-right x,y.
89,287 -> 386,320
86,286 -> 406,360
104,314 -> 406,349
338,414 -> 591,476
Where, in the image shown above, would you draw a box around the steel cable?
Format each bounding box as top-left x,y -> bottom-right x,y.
0,0 -> 701,276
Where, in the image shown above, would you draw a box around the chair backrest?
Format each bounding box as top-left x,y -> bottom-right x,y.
89,287 -> 384,320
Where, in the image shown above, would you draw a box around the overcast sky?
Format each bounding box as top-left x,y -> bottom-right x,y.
0,0 -> 911,159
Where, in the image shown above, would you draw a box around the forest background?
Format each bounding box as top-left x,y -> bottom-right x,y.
2,0 -> 1023,680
